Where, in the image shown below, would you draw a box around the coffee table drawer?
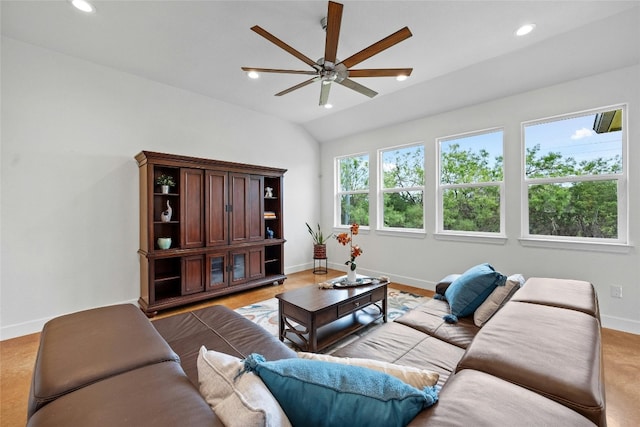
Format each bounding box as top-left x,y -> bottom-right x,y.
338,294 -> 372,317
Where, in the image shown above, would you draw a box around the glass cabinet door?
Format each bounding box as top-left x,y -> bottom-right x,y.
207,253 -> 227,290
231,252 -> 246,284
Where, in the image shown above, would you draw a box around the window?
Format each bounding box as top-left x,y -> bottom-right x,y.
379,144 -> 425,230
438,129 -> 504,234
523,106 -> 625,242
336,153 -> 369,226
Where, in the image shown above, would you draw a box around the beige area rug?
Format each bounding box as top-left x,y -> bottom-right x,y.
234,288 -> 429,353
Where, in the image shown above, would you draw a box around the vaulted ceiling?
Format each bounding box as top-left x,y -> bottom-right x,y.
2,1 -> 639,142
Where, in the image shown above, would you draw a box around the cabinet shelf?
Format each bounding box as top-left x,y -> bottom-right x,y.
154,274 -> 180,283
153,221 -> 180,224
154,192 -> 179,196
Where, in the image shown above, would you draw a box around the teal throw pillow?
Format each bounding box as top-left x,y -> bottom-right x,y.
443,263 -> 506,323
243,354 -> 438,427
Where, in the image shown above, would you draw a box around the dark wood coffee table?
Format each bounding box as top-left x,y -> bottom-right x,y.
275,280 -> 388,352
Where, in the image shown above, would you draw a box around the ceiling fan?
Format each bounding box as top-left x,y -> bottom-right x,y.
241,1 -> 413,107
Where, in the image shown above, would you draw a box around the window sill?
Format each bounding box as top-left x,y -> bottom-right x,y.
433,233 -> 507,245
518,237 -> 632,253
376,228 -> 426,239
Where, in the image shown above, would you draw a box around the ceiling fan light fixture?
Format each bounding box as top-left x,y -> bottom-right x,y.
70,0 -> 95,13
247,70 -> 260,79
515,23 -> 536,36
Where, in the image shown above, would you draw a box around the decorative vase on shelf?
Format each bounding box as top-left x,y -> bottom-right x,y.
160,200 -> 172,222
161,185 -> 170,194
347,267 -> 357,283
157,237 -> 171,250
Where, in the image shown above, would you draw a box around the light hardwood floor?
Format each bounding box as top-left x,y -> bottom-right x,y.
2,269 -> 638,427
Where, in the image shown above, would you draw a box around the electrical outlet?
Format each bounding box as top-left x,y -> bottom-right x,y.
610,285 -> 623,299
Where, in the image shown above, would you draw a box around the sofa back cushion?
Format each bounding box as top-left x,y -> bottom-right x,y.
29,304 -> 179,418
457,301 -> 605,425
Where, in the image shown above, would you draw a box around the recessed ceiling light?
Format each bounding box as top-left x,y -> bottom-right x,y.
396,75 -> 408,82
324,104 -> 333,109
516,23 -> 536,36
70,0 -> 95,13
247,71 -> 260,79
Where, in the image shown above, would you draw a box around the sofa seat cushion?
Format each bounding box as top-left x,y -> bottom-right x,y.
29,304 -> 179,417
331,321 -> 465,388
153,305 -> 296,385
413,369 -> 596,426
457,301 -> 605,425
27,361 -> 219,427
394,298 -> 480,348
511,277 -> 599,317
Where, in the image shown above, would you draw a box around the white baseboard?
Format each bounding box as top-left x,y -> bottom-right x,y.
601,315 -> 640,335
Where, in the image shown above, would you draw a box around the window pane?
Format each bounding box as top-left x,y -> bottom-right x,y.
525,110 -> 622,179
440,131 -> 503,184
443,186 -> 500,232
383,191 -> 423,228
340,194 -> 369,226
339,155 -> 369,191
528,181 -> 618,238
382,146 -> 424,189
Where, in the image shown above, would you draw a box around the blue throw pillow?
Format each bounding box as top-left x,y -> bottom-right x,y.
443,263 -> 506,323
243,354 -> 438,427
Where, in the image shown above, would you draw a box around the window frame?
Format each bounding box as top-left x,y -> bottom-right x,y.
436,127 -> 506,239
520,104 -> 628,246
377,142 -> 426,233
334,152 -> 370,229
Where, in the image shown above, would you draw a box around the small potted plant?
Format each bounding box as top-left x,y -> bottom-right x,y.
305,223 -> 333,259
156,174 -> 176,194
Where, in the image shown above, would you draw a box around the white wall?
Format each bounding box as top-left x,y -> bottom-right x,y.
0,37 -> 321,339
320,65 -> 640,334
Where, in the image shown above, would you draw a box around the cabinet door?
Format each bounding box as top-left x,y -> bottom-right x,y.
182,255 -> 204,295
206,252 -> 228,290
230,250 -> 247,285
205,170 -> 228,246
230,174 -> 264,243
181,168 -> 204,248
248,175 -> 265,241
247,246 -> 265,280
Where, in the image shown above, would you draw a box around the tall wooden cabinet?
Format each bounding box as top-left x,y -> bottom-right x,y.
136,151 -> 286,316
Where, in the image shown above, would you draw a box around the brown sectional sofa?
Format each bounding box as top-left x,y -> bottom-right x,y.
27,277 -> 605,426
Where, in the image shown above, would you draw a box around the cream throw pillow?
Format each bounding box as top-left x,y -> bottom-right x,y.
197,346 -> 291,427
296,352 -> 439,389
474,274 -> 525,327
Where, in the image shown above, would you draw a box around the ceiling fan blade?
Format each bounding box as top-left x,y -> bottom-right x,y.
275,77 -> 319,96
241,67 -> 317,75
319,82 -> 332,106
341,27 -> 413,69
348,68 -> 413,78
324,1 -> 343,64
251,25 -> 317,68
338,78 -> 378,98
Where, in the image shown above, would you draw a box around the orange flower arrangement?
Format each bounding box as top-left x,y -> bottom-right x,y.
336,223 -> 363,271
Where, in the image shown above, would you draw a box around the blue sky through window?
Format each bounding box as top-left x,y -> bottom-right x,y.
525,112 -> 622,166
